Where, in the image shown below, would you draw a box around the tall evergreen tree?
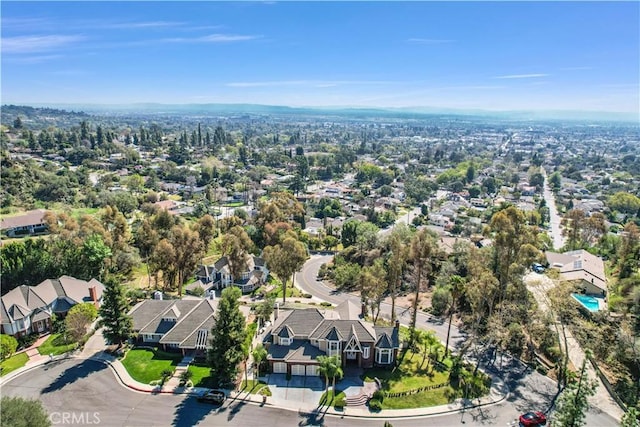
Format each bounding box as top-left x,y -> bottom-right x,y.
99,277 -> 133,346
208,287 -> 247,388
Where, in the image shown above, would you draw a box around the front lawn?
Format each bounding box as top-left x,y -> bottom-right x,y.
240,379 -> 272,396
121,348 -> 182,384
381,386 -> 455,409
361,349 -> 460,409
0,353 -> 29,376
319,389 -> 346,408
37,333 -> 77,356
188,363 -> 217,388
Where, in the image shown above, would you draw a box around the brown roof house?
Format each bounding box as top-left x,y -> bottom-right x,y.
0,209 -> 49,238
262,300 -> 400,377
545,249 -> 607,296
1,276 -> 104,337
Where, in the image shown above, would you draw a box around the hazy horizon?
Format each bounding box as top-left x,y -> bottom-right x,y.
2,2 -> 638,115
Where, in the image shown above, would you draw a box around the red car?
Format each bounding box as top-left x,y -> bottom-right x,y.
519,411 -> 547,427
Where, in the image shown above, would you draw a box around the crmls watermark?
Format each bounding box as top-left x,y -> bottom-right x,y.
49,412 -> 101,425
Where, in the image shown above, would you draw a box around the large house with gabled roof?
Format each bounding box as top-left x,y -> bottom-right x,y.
262,300 -> 400,376
195,255 -> 269,294
129,298 -> 218,357
1,276 -> 104,337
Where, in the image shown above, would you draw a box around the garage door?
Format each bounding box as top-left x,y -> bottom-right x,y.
306,365 -> 318,376
273,362 -> 287,374
291,365 -> 306,376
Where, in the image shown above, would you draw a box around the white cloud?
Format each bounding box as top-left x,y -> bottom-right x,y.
3,54 -> 64,64
163,33 -> 261,43
495,73 -> 549,79
407,38 -> 454,44
227,80 -> 399,88
99,21 -> 185,29
2,35 -> 85,53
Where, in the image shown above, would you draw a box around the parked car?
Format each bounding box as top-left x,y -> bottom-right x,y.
519,411 -> 547,426
531,263 -> 545,274
197,389 -> 226,405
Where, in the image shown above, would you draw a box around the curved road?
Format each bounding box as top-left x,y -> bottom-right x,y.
296,255 -> 467,349
2,358 -> 616,427
294,254 -> 618,427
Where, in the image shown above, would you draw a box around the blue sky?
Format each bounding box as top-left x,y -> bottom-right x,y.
2,1 -> 638,113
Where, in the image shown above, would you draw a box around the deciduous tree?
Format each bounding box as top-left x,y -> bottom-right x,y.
263,234 -> 308,304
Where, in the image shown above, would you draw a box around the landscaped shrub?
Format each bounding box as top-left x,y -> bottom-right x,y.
160,369 -> 173,385
191,286 -> 205,297
320,302 -> 332,307
368,399 -> 382,411
17,333 -> 38,350
303,293 -> 312,298
334,395 -> 346,408
372,390 -> 385,402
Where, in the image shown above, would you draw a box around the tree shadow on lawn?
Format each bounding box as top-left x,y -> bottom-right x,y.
42,359 -> 107,394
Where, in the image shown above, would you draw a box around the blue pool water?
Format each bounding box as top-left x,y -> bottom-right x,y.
571,293 -> 602,312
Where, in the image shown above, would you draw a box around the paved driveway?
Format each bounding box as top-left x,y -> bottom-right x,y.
267,374 -> 324,404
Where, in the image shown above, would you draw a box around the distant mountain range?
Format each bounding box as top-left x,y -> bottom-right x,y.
3,103 -> 638,123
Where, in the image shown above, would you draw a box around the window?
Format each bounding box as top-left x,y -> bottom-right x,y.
376,349 -> 392,364
280,337 -> 291,346
328,341 -> 340,356
363,346 -> 370,359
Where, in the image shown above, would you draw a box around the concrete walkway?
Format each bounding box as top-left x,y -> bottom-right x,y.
525,273 -> 625,421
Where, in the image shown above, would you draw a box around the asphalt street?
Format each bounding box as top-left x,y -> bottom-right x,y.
3,356 -> 617,426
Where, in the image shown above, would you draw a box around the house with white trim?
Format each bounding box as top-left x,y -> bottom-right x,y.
195,255 -> 269,294
263,300 -> 400,376
1,276 -> 104,337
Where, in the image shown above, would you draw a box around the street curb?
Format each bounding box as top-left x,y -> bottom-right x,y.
0,353 -> 74,386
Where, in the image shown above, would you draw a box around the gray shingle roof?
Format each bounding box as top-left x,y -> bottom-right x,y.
272,309 -> 326,338
277,325 -> 294,338
267,340 -> 325,363
324,326 -> 342,341
133,300 -> 200,335
310,320 -> 376,343
160,300 -> 217,345
374,327 -> 400,349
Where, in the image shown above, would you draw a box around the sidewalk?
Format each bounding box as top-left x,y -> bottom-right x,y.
2,327 -> 509,420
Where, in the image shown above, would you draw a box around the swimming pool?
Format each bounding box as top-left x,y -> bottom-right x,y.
571,293 -> 602,312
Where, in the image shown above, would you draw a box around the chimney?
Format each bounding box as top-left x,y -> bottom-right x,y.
89,286 -> 98,308
275,303 -> 279,321
394,319 -> 400,330
361,302 -> 367,318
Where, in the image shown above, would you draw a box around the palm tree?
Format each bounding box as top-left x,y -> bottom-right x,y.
318,354 -> 342,401
317,355 -> 336,392
252,345 -> 267,380
331,362 -> 344,394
